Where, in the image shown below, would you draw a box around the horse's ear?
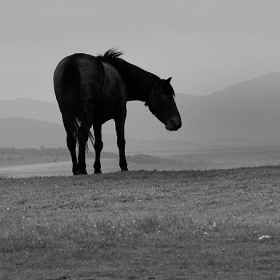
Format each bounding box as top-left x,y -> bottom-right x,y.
166,77 -> 172,84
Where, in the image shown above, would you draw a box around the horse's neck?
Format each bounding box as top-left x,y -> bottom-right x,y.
102,57 -> 160,103
126,73 -> 159,103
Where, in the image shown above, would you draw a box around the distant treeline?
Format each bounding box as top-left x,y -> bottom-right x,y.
0,147 -> 181,165
126,154 -> 181,165
0,147 -> 117,158
0,147 -> 69,156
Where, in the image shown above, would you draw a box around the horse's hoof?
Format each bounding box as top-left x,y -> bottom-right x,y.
72,168 -> 79,175
78,170 -> 88,175
121,168 -> 128,172
94,170 -> 102,174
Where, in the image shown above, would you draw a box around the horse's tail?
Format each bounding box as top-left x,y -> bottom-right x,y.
58,63 -> 94,147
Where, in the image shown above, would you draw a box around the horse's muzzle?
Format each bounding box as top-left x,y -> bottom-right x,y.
165,120 -> 182,131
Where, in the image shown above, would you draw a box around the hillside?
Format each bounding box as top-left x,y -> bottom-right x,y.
0,117 -> 66,148
2,167 -> 280,279
0,98 -> 61,123
1,72 -> 280,146
0,117 -> 201,152
175,72 -> 280,142
0,117 -> 120,150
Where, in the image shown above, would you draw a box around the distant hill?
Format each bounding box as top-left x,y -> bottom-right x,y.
174,72 -> 280,142
0,117 -> 121,149
0,117 -> 66,148
0,98 -> 61,124
1,72 -> 280,147
0,117 -> 201,151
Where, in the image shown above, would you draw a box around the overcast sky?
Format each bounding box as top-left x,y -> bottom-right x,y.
1,0 -> 280,102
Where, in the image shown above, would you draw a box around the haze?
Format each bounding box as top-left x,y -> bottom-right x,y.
1,0 -> 280,102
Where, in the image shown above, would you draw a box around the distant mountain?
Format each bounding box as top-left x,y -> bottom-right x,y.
0,98 -> 61,124
174,72 -> 280,142
1,72 -> 280,147
0,117 -> 202,151
0,117 -> 123,149
0,117 -> 66,148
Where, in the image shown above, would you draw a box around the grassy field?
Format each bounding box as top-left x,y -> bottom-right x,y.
1,166 -> 280,279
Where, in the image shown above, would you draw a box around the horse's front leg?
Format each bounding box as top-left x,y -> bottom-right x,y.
115,114 -> 128,171
93,123 -> 103,174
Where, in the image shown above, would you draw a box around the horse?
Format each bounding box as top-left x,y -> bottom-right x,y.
53,48 -> 182,174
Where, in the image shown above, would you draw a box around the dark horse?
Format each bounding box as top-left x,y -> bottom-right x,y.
53,49 -> 182,174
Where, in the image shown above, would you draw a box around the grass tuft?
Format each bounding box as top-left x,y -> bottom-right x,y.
0,209 -> 202,254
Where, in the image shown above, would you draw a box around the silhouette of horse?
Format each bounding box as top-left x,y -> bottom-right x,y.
54,49 -> 182,174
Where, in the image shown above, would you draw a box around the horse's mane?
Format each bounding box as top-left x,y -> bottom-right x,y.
97,48 -> 159,95
98,48 -> 124,61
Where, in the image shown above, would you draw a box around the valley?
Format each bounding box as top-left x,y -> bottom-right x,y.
1,145 -> 280,177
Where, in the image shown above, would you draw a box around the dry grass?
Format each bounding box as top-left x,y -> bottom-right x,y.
1,167 -> 280,279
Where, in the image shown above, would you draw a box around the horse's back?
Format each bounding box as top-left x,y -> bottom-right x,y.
54,53 -> 127,124
54,53 -> 105,96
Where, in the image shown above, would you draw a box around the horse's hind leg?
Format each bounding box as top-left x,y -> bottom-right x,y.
93,123 -> 103,174
77,123 -> 91,175
63,118 -> 78,175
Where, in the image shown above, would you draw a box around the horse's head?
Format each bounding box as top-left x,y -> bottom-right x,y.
146,77 -> 182,131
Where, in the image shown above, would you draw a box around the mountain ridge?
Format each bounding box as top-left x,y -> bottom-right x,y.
1,72 -> 280,146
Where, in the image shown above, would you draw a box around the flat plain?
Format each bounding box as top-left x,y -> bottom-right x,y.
1,166 -> 280,279
1,145 -> 280,177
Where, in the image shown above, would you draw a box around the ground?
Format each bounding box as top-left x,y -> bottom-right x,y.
1,166 -> 280,279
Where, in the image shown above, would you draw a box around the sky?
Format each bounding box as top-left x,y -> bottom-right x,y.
1,0 -> 280,102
